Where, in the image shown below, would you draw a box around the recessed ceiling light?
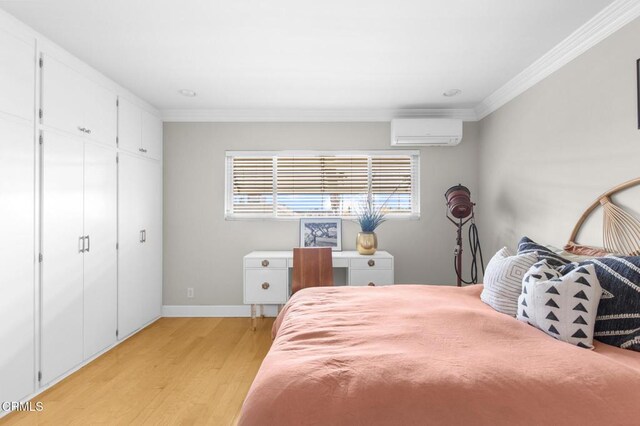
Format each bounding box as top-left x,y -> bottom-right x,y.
178,89 -> 197,97
443,89 -> 462,97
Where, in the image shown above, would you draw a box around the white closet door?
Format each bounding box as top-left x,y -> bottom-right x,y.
83,143 -> 117,359
141,159 -> 163,324
117,153 -> 146,338
41,131 -> 84,384
117,97 -> 142,154
0,30 -> 35,121
0,118 -> 35,404
141,109 -> 162,160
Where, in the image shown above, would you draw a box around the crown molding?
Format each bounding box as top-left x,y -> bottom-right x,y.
161,107 -> 478,122
475,0 -> 640,120
162,0 -> 640,124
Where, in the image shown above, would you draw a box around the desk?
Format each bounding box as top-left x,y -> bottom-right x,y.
243,250 -> 394,328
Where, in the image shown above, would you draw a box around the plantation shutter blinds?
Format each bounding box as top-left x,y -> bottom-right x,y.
225,151 -> 419,219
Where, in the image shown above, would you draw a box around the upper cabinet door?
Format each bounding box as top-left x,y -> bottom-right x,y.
83,79 -> 117,146
41,54 -> 116,146
118,99 -> 162,160
141,109 -> 162,160
41,55 -> 86,137
118,97 -> 142,154
0,30 -> 35,121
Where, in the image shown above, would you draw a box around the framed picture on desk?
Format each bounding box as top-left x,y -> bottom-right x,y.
299,218 -> 342,251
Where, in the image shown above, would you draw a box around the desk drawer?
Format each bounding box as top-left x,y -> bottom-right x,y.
350,258 -> 393,270
333,258 -> 349,268
245,257 -> 287,269
350,269 -> 394,286
245,269 -> 288,303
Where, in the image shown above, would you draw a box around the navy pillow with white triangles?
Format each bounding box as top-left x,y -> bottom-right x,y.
560,256 -> 640,352
517,236 -> 571,268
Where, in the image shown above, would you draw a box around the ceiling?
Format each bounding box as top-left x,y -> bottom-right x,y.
0,0 -> 616,114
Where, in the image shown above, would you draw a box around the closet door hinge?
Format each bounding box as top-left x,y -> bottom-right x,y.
39,58 -> 43,68
39,109 -> 43,119
116,99 -> 119,107
116,329 -> 119,338
116,242 -> 119,250
116,136 -> 119,145
116,154 -> 119,163
39,134 -> 43,145
38,253 -> 43,263
37,371 -> 42,382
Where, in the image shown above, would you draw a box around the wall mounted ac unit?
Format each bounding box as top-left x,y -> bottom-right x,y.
391,118 -> 463,146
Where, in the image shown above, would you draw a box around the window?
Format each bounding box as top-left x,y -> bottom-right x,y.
225,150 -> 420,219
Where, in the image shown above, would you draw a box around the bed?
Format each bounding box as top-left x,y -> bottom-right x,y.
239,285 -> 640,425
238,179 -> 640,425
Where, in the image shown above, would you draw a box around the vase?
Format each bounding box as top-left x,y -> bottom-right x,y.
356,232 -> 378,255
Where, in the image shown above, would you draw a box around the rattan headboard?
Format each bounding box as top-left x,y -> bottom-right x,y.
566,177 -> 640,256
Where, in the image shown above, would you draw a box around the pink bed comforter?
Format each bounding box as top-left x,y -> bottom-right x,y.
238,285 -> 640,426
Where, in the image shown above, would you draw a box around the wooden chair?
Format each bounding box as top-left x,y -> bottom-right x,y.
292,247 -> 334,295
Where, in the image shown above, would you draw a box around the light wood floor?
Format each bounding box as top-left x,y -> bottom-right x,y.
2,317 -> 274,426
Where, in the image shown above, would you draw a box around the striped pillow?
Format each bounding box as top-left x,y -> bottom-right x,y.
560,256 -> 640,351
481,247 -> 538,317
517,236 -> 571,268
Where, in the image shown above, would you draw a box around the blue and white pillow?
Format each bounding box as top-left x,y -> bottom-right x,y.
560,256 -> 640,351
517,260 -> 602,349
517,236 -> 571,268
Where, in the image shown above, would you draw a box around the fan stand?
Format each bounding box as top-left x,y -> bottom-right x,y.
447,214 -> 473,287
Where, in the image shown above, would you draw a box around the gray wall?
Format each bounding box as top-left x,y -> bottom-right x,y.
163,122 -> 480,305
478,17 -> 640,255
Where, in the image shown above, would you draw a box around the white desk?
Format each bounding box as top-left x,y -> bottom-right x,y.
243,250 -> 394,327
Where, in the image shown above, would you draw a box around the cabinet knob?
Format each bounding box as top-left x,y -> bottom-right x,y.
261,282 -> 270,290
368,259 -> 375,267
368,282 -> 376,286
261,259 -> 269,267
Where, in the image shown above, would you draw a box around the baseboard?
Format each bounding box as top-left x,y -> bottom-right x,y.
0,316 -> 161,419
161,304 -> 280,318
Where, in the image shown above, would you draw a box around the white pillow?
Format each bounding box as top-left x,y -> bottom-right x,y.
480,247 -> 538,317
516,260 -> 602,349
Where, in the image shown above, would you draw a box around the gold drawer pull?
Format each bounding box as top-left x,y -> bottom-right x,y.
368,282 -> 376,286
368,259 -> 375,267
261,259 -> 269,267
261,282 -> 270,290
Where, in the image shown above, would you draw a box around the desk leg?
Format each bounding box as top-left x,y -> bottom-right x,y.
251,304 -> 256,331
